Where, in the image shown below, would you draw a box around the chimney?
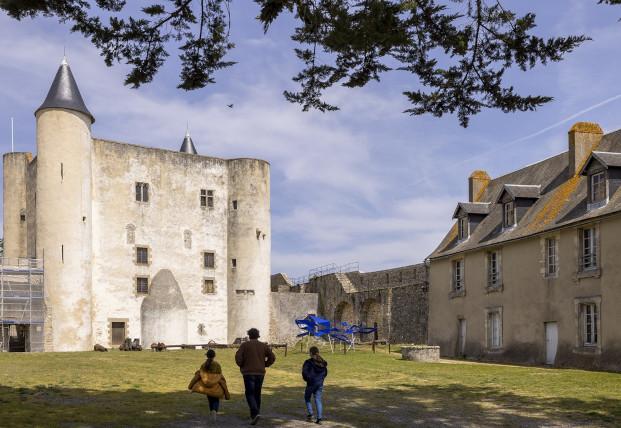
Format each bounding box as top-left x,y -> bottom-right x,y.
568,122 -> 603,176
468,170 -> 491,202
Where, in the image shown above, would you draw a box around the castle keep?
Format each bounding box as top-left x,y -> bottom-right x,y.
2,59 -> 271,352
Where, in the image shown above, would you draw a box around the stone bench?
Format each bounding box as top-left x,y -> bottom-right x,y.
401,345 -> 440,362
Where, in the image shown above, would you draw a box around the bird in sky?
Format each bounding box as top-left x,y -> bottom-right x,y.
227,104 -> 234,108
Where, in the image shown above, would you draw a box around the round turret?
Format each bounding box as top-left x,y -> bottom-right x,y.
227,159 -> 271,343
35,58 -> 94,351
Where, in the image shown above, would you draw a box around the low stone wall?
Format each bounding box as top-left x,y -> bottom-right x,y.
401,345 -> 440,362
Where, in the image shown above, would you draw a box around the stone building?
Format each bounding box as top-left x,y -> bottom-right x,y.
2,58 -> 271,352
428,122 -> 621,371
272,263 -> 429,344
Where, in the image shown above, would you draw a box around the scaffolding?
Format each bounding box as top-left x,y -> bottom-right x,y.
0,257 -> 45,352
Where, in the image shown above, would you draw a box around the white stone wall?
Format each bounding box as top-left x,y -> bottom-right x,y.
91,139 -> 231,347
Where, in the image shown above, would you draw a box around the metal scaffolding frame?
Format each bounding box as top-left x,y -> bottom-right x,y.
0,257 -> 45,352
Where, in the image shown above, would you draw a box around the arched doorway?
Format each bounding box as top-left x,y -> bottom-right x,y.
361,299 -> 381,340
334,301 -> 354,325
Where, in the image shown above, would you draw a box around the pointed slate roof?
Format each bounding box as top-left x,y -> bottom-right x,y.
495,184 -> 541,203
35,57 -> 95,123
179,130 -> 198,154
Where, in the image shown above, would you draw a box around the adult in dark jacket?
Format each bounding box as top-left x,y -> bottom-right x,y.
302,346 -> 328,424
235,328 -> 276,425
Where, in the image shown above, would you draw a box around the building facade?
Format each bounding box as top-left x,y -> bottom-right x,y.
2,59 -> 271,351
428,122 -> 621,371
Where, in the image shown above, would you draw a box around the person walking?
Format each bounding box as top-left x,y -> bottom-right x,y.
302,346 -> 328,424
235,328 -> 276,425
188,349 -> 230,423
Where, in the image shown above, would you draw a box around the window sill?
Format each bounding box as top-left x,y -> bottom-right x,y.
449,289 -> 466,299
485,347 -> 503,353
544,274 -> 558,280
587,199 -> 608,211
575,268 -> 601,280
573,346 -> 601,356
485,284 -> 503,294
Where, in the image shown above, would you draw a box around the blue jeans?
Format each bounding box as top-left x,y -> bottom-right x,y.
304,384 -> 323,420
243,375 -> 264,418
207,396 -> 220,412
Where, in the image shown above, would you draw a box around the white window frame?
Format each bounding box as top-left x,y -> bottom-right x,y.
545,237 -> 558,277
485,307 -> 503,350
487,251 -> 501,289
590,171 -> 607,205
458,216 -> 469,241
503,201 -> 515,228
452,259 -> 464,291
580,303 -> 598,347
580,227 -> 598,271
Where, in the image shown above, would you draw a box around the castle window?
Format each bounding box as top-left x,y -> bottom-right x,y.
135,182 -> 149,202
545,238 -> 558,277
232,200 -> 238,210
203,252 -> 215,269
203,279 -> 216,294
235,289 -> 255,295
20,211 -> 26,222
452,260 -> 464,291
458,216 -> 468,240
486,308 -> 503,350
207,190 -> 214,208
126,224 -> 136,244
231,258 -> 237,269
579,227 -> 598,271
589,171 -> 607,205
183,230 -> 192,249
487,251 -> 501,289
136,247 -> 149,265
136,277 -> 149,294
503,202 -> 515,228
200,189 -> 207,207
580,303 -> 598,346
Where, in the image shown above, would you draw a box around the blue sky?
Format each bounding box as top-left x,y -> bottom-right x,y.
1,1 -> 621,278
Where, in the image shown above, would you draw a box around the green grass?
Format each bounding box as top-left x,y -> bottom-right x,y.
1,346 -> 620,427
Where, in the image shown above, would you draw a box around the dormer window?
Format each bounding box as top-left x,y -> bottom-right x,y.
589,171 -> 607,206
458,216 -> 469,241
503,202 -> 515,228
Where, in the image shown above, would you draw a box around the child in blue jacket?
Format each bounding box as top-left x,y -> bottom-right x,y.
302,346 -> 328,424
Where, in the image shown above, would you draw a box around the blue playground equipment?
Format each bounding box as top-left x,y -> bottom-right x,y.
295,314 -> 377,352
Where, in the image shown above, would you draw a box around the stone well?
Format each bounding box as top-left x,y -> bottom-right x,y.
401,345 -> 440,362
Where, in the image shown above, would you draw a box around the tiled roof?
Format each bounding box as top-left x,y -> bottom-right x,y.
429,129 -> 621,259
452,202 -> 492,219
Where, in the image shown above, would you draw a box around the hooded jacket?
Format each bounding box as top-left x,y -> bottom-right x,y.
302,355 -> 328,386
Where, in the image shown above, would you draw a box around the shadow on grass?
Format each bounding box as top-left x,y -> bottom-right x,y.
1,381 -> 620,428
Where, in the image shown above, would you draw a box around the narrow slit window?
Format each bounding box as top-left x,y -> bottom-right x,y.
60,163 -> 64,180
231,258 -> 237,268
232,200 -> 238,210
61,245 -> 64,263
207,190 -> 214,208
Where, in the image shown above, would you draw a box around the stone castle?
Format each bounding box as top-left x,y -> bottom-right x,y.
2,58 -> 271,351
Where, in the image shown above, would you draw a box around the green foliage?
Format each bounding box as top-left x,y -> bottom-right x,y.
2,0 -> 613,126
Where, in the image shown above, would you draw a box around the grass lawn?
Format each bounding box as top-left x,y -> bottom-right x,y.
1,346 -> 620,427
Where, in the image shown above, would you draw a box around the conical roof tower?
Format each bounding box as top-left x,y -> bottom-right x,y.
179,129 -> 198,154
35,56 -> 95,123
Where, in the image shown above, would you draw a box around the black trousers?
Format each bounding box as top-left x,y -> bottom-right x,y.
243,374 -> 265,418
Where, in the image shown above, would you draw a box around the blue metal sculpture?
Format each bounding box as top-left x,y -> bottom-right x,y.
295,314 -> 377,350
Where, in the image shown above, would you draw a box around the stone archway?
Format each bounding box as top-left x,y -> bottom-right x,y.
334,301 -> 354,325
